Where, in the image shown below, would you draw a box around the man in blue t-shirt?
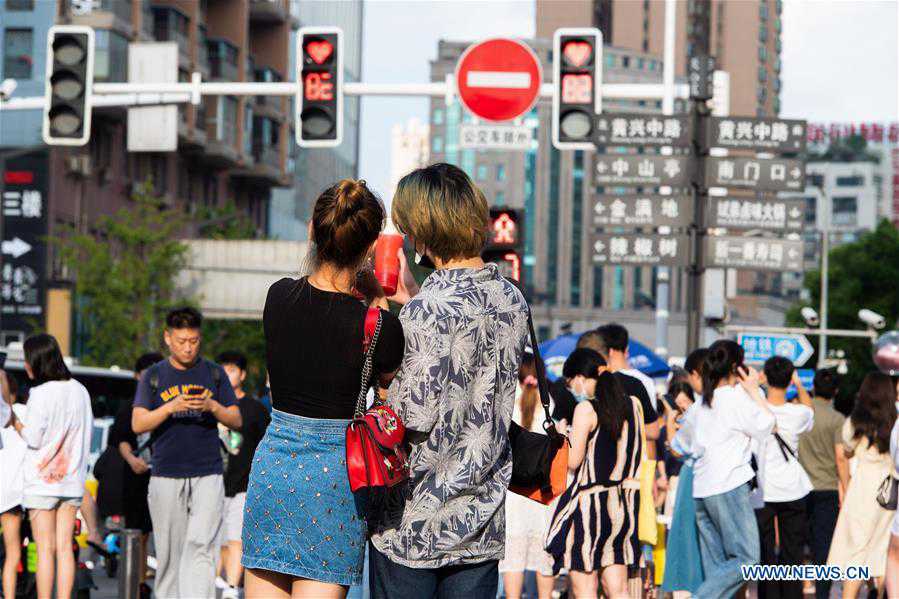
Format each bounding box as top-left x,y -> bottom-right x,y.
133,307 -> 241,599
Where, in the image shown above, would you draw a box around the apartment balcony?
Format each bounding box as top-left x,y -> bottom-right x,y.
197,25 -> 211,77
231,144 -> 284,186
252,67 -> 285,121
203,97 -> 240,167
249,0 -> 288,24
70,0 -> 134,38
140,0 -> 154,40
208,39 -> 239,81
152,6 -> 191,68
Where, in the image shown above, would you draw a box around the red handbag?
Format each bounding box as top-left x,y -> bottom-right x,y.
345,307 -> 410,492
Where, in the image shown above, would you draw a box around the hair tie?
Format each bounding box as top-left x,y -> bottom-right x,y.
523,375 -> 538,388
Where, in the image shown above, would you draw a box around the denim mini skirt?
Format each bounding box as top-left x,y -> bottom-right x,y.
241,410 -> 367,586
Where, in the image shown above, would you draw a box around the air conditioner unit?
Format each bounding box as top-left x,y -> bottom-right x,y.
65,155 -> 92,177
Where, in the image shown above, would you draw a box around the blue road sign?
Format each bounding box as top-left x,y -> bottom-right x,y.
738,332 -> 814,366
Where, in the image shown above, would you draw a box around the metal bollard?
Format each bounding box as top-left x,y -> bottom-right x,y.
119,528 -> 143,599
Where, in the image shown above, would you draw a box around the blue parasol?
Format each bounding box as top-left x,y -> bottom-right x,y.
538,331 -> 671,382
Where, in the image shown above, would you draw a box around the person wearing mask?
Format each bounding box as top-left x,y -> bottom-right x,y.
132,308 -> 241,599
690,340 -> 775,599
242,180 -> 405,599
369,164 -> 529,599
216,351 -> 270,599
661,379 -> 704,598
545,348 -> 643,599
500,353 -> 555,599
797,368 -> 847,599
107,352 -> 163,594
6,334 -> 92,599
0,371 -> 26,599
827,372 -> 897,598
754,356 -> 814,599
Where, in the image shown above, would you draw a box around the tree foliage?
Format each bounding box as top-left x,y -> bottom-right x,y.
55,182 -> 189,368
787,220 -> 899,402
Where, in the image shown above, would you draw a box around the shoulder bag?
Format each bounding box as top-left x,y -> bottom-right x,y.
877,474 -> 899,510
345,307 -> 410,493
508,308 -> 569,505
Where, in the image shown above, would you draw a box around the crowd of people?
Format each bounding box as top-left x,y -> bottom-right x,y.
0,161 -> 898,599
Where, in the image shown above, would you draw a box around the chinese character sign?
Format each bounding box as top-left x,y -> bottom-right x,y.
595,155 -> 692,187
710,197 -> 805,231
594,113 -> 690,147
459,124 -> 533,150
593,195 -> 691,228
708,117 -> 807,152
705,157 -> 805,192
706,236 -> 804,271
591,233 -> 689,266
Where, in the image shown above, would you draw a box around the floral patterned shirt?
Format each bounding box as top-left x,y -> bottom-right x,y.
370,264 -> 529,568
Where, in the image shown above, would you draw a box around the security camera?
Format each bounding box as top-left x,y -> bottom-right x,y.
858,309 -> 886,330
0,79 -> 17,101
801,307 -> 820,327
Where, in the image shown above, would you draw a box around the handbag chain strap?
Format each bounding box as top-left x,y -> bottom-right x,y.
524,307 -> 562,442
354,309 -> 383,419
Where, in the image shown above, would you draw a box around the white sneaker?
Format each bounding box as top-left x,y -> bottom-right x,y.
221,586 -> 240,599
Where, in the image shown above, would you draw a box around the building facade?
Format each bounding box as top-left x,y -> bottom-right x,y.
537,0 -> 783,117
388,117 -> 429,199
268,0 -> 363,241
1,0 -> 295,345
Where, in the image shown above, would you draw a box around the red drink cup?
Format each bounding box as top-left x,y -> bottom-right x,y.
375,232 -> 404,297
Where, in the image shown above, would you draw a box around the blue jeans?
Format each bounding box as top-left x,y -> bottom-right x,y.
694,483 -> 760,599
368,543 -> 499,599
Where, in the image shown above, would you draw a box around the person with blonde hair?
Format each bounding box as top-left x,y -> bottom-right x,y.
369,163 -> 529,599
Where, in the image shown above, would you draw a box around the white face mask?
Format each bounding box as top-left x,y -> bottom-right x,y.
572,378 -> 592,403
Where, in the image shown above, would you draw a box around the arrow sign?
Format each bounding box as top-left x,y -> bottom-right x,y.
2,237 -> 32,259
738,333 -> 814,366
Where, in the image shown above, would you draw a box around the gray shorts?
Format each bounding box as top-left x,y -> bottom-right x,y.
23,495 -> 82,511
222,492 -> 246,543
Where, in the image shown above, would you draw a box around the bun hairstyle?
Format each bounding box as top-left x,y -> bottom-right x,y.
311,179 -> 385,272
701,339 -> 745,406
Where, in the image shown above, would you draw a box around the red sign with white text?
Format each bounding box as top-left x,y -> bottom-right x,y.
455,38 -> 542,122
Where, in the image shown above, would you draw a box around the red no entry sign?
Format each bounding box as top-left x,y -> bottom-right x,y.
455,38 -> 542,122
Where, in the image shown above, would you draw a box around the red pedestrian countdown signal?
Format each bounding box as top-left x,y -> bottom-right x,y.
483,208 -> 523,282
297,27 -> 342,148
552,28 -> 602,150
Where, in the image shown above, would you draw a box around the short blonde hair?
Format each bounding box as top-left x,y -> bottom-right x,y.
392,163 -> 490,263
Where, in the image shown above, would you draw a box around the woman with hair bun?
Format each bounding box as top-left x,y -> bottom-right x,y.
688,339 -> 775,599
242,180 -> 406,599
545,348 -> 644,599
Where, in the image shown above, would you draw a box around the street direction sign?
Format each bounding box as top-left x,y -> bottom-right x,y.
787,368 -> 815,399
688,54 -> 715,101
709,197 -> 806,231
593,195 -> 691,228
594,155 -> 692,188
459,123 -> 533,150
591,233 -> 690,266
455,38 -> 542,122
706,157 -> 806,192
706,236 -> 804,272
738,333 -> 814,366
707,117 -> 807,153
594,114 -> 690,147
1,151 -> 49,337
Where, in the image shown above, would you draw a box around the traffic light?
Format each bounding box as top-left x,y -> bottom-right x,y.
42,25 -> 95,146
296,26 -> 343,148
483,207 -> 523,282
552,28 -> 602,150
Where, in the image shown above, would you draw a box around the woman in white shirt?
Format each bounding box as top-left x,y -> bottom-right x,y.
690,340 -> 776,599
8,335 -> 92,599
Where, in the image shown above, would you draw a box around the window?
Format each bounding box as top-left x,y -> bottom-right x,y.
94,30 -> 129,82
836,175 -> 864,186
476,165 -> 487,181
621,56 -> 630,68
496,191 -> 505,205
809,174 -> 824,188
432,136 -> 443,153
804,196 -> 817,224
637,58 -> 644,70
758,66 -> 767,82
496,164 -> 506,181
605,54 -> 615,68
432,108 -> 444,125
759,3 -> 768,19
759,27 -> 768,43
759,46 -> 767,61
3,28 -> 33,80
6,0 -> 34,9
832,196 -> 857,213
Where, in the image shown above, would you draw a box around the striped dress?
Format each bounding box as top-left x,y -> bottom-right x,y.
545,396 -> 643,574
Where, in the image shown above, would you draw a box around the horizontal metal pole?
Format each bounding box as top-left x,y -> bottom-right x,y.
3,79 -> 691,111
723,324 -> 878,340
